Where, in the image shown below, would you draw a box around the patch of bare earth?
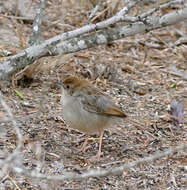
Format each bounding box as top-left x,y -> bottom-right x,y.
0,0 -> 186,189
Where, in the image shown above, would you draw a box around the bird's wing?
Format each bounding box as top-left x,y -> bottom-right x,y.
77,88 -> 127,118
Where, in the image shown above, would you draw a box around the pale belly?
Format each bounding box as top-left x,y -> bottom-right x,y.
61,96 -> 113,135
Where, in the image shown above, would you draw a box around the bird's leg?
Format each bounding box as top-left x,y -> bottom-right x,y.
90,130 -> 104,161
77,136 -> 89,152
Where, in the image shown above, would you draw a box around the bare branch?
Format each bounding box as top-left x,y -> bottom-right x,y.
0,3 -> 186,79
46,8 -> 187,56
139,0 -> 185,20
0,14 -> 33,21
14,143 -> 187,181
0,92 -> 22,177
29,0 -> 47,45
118,0 -> 143,16
87,0 -> 103,24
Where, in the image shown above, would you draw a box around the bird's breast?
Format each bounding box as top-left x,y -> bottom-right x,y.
61,94 -> 113,135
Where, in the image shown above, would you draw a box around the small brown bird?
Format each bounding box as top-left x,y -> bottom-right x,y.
59,76 -> 127,161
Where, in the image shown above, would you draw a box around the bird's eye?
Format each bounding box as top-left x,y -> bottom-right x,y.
66,85 -> 70,89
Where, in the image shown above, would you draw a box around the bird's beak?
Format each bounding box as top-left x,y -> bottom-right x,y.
54,82 -> 62,88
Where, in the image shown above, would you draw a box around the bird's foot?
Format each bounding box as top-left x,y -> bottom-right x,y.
77,145 -> 91,152
89,151 -> 102,162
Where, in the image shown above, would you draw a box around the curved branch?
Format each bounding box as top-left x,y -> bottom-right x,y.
53,8 -> 187,55
14,143 -> 187,181
0,92 -> 22,177
0,7 -> 187,79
